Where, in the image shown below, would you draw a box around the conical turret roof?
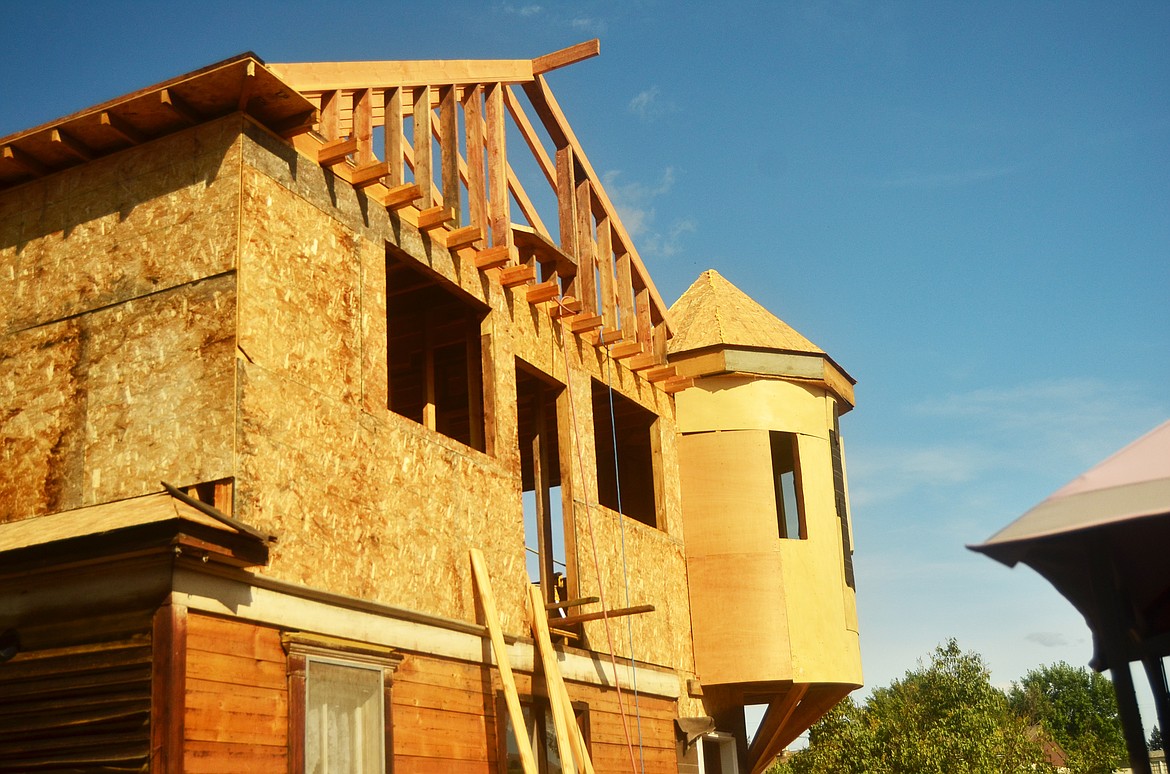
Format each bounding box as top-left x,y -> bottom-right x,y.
667,269 -> 824,356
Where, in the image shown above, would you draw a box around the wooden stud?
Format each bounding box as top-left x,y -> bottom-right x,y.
475,245 -> 511,270
351,161 -> 390,189
526,280 -> 560,304
568,314 -> 603,334
160,88 -> 200,125
574,176 -> 597,314
609,340 -> 644,360
597,218 -> 617,330
413,86 -> 433,206
383,182 -> 422,211
485,82 -> 510,249
417,205 -> 452,232
352,88 -> 374,165
150,603 -> 187,774
444,224 -> 483,252
463,85 -> 487,233
384,86 -> 404,187
50,128 -> 93,161
499,264 -> 536,287
471,551 -> 539,774
439,85 -> 461,226
645,365 -> 677,383
556,146 -> 577,269
318,90 -> 340,140
318,136 -> 358,166
616,252 -> 635,337
100,111 -> 146,144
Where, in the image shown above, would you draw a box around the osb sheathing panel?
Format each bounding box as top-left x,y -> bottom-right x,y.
1,116 -> 243,334
232,126 -> 691,665
0,276 -> 235,521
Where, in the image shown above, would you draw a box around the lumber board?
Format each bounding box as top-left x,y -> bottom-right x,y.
351,160 -> 390,189
384,181 -> 422,211
486,82 -> 510,248
439,85 -> 461,226
443,224 -> 483,251
474,245 -> 511,270
384,86 -> 404,186
609,340 -> 644,360
568,313 -> 603,333
525,279 -> 560,303
184,742 -> 286,774
468,549 -> 538,774
268,59 -> 536,91
545,596 -> 601,610
528,586 -> 595,774
413,86 -> 433,206
587,328 -> 624,346
417,205 -> 453,231
318,135 -> 357,166
499,264 -> 536,287
553,604 -> 655,628
645,366 -> 677,383
663,376 -> 694,394
318,89 -> 339,140
549,295 -> 582,318
353,88 -> 374,164
627,353 -> 660,371
463,84 -> 487,232
532,39 -> 601,75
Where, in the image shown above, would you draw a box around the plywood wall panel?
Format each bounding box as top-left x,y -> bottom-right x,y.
82,275 -> 235,505
0,320 -> 85,521
2,117 -> 242,334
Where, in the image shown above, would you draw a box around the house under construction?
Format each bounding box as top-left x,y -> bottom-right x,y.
0,43 -> 861,774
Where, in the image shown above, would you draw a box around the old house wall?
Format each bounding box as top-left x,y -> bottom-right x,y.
0,117 -> 243,521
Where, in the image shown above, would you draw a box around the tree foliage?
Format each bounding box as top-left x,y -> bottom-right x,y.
771,639 -> 1053,774
1150,725 -> 1163,751
1008,662 -> 1126,773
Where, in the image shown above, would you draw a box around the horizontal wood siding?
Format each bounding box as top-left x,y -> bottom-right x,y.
183,613 -> 287,772
0,635 -> 153,773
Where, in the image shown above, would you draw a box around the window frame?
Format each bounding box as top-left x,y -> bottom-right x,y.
284,632 -> 403,774
591,379 -> 662,529
498,694 -> 590,774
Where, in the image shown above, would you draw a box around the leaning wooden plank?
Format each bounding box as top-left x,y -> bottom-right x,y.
470,550 -> 538,774
554,604 -> 655,628
528,586 -> 593,774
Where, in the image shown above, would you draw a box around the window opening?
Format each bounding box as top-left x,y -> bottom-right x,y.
591,381 -> 658,528
769,431 -> 806,540
830,405 -> 856,589
387,247 -> 488,450
503,698 -> 589,774
517,363 -> 570,607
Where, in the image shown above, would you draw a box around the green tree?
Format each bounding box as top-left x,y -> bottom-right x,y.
1008,662 -> 1126,774
1150,725 -> 1163,751
770,639 -> 1053,774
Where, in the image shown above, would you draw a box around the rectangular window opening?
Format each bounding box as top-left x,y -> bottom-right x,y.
770,431 -> 806,540
592,381 -> 659,528
517,363 -> 570,607
387,247 -> 488,451
831,405 -> 856,589
502,697 -> 589,774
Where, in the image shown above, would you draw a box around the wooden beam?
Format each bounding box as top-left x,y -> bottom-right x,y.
475,245 -> 511,270
100,111 -> 146,144
413,86 -> 433,206
597,217 -> 617,329
609,340 -> 644,360
383,182 -> 422,211
50,128 -> 93,161
486,82 -> 510,249
2,145 -> 49,177
616,251 -> 635,337
352,88 -> 374,165
417,205 -> 453,232
545,596 -> 601,611
587,328 -> 624,346
627,353 -> 659,372
532,39 -> 601,75
645,366 -> 677,383
499,264 -> 536,287
526,279 -> 560,304
351,161 -> 390,189
663,376 -> 694,394
318,136 -> 358,166
439,85 -> 461,226
269,59 -> 536,91
554,604 -> 654,628
444,224 -> 483,252
550,296 -> 582,319
568,314 -> 603,334
160,88 -> 200,125
470,550 -> 539,774
318,90 -> 340,140
463,85 -> 487,233
384,87 -> 404,187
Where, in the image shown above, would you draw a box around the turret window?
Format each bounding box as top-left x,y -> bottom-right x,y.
770,431 -> 806,540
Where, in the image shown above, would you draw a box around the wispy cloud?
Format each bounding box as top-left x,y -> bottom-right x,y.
848,377 -> 1166,509
628,86 -> 661,119
495,3 -> 543,17
602,167 -> 694,259
1025,632 -> 1070,648
870,166 -> 1014,190
571,15 -> 607,34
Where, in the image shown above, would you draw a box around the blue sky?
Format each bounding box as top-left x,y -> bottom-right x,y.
4,0 -> 1168,736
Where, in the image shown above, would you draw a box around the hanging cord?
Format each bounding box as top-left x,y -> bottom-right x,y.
555,299 -> 641,774
604,349 -> 646,774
